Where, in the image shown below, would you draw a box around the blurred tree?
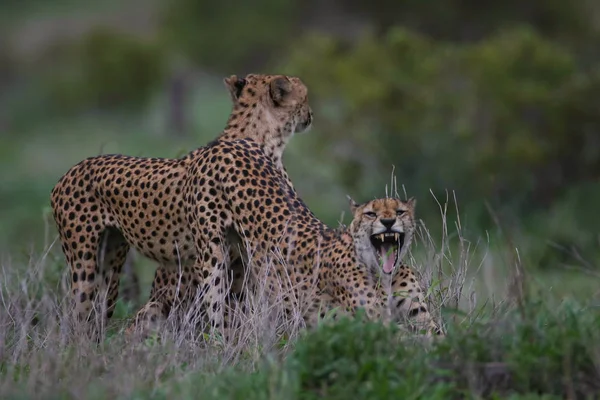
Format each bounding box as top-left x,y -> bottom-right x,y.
282,26 -> 600,267
344,0 -> 595,43
78,28 -> 166,111
160,0 -> 302,72
0,36 -> 16,90
0,35 -> 17,133
43,27 -> 167,114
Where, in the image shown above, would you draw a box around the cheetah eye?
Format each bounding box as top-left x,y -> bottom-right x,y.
396,210 -> 406,216
364,211 -> 376,218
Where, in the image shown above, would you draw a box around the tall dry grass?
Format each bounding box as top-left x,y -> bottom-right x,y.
0,190 -> 533,398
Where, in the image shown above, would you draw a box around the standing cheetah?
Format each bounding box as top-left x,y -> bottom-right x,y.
50,74 -> 312,333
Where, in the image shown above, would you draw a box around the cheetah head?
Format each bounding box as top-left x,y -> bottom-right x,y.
224,73 -> 313,135
348,196 -> 416,275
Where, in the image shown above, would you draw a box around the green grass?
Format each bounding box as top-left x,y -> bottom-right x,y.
1,279 -> 599,399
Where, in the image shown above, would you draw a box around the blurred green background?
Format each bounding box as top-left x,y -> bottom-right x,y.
0,0 -> 598,296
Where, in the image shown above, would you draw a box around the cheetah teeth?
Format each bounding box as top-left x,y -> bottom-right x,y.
375,233 -> 400,242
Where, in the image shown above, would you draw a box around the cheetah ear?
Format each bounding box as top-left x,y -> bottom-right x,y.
223,75 -> 247,101
406,197 -> 417,210
269,76 -> 293,106
347,195 -> 359,214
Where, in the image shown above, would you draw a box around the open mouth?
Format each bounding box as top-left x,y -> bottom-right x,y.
370,231 -> 405,274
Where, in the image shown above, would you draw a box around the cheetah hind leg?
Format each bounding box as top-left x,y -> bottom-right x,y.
100,228 -> 131,321
66,227 -> 129,342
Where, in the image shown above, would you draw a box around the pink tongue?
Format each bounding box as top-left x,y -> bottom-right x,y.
380,246 -> 396,273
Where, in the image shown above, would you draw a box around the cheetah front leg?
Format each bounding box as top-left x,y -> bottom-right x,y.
126,266 -> 179,336
390,264 -> 444,337
331,265 -> 391,323
125,264 -> 198,336
126,253 -> 243,338
189,242 -> 230,340
185,204 -> 234,340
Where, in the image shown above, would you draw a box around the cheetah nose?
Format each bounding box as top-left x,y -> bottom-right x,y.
381,218 -> 395,229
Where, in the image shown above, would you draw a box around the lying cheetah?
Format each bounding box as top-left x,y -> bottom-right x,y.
347,196 -> 442,335
50,74 -> 312,332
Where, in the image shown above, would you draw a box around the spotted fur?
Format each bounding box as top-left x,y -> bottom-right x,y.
50,74 -> 312,334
